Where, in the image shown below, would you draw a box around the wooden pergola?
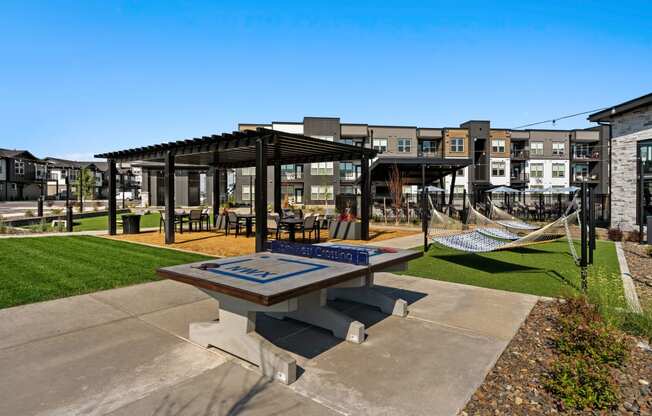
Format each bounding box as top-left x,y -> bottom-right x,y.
95,128 -> 378,251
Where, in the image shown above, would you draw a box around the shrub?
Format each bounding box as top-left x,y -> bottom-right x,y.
24,209 -> 35,218
545,356 -> 619,411
607,228 -> 623,241
0,215 -> 6,234
50,208 -> 63,215
620,310 -> 652,343
626,230 -> 642,243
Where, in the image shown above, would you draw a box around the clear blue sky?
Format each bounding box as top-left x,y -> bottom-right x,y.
1,1 -> 650,160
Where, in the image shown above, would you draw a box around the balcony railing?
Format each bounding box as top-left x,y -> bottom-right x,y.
573,174 -> 599,182
417,149 -> 443,158
572,151 -> 600,161
510,172 -> 529,182
511,149 -> 529,160
282,172 -> 303,180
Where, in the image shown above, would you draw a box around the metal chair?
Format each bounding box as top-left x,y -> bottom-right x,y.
225,211 -> 241,237
300,215 -> 318,243
188,209 -> 203,232
267,214 -> 280,240
159,211 -> 182,233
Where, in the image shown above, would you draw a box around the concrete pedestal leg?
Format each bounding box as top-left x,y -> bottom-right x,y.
327,273 -> 408,318
192,291 -> 297,385
267,290 -> 365,344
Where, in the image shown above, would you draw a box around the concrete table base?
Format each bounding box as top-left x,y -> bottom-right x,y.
191,290 -> 297,384
327,274 -> 408,318
267,289 -> 365,344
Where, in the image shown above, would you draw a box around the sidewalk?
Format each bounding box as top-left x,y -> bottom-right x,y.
0,273 -> 538,415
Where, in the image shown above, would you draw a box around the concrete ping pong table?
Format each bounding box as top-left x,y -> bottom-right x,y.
157,242 -> 422,384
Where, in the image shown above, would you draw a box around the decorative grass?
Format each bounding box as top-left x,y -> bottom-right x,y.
0,235 -> 209,309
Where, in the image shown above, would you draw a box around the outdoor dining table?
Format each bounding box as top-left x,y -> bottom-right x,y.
280,217 -> 304,242
236,213 -> 255,237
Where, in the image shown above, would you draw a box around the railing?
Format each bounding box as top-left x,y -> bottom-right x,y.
417,150 -> 443,158
572,151 -> 600,161
510,172 -> 529,182
511,149 -> 529,160
282,172 -> 303,180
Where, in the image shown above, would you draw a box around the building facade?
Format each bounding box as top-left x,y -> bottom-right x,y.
590,92 -> 652,230
0,149 -> 47,201
235,117 -> 608,208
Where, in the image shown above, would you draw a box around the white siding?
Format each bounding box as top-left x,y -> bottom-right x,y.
489,157 -> 510,186
271,123 -> 303,135
526,159 -> 569,189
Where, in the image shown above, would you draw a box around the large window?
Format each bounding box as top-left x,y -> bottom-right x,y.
573,143 -> 590,159
530,163 -> 544,178
340,162 -> 360,180
573,163 -> 589,180
450,138 -> 464,152
310,162 -> 333,176
530,142 -> 544,156
552,142 -> 565,156
242,184 -> 254,202
640,142 -> 652,223
310,185 -> 333,201
491,139 -> 505,153
373,138 -> 388,152
241,167 -> 255,176
397,138 -> 411,153
552,163 -> 565,178
14,160 -> 24,176
420,140 -> 437,155
491,161 -> 505,176
35,164 -> 45,180
341,185 -> 360,195
281,164 -> 302,180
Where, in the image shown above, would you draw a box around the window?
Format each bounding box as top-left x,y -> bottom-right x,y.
573,143 -> 591,159
530,142 -> 544,156
420,140 -> 436,154
639,142 -> 652,223
310,162 -> 333,176
241,167 -> 255,176
0,160 -> 4,176
450,138 -> 464,152
552,163 -> 565,178
552,142 -> 565,156
340,162 -> 360,180
340,138 -> 363,147
373,138 -> 388,152
310,185 -> 333,201
573,164 -> 589,180
15,160 -> 24,176
530,163 -> 544,178
242,184 -> 254,201
457,168 -> 465,177
454,185 -> 465,194
397,138 -> 411,153
491,161 -> 505,176
281,164 -> 302,180
491,139 -> 505,153
35,164 -> 45,180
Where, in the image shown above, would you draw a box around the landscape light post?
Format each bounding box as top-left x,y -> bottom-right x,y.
580,181 -> 588,292
65,169 -> 73,232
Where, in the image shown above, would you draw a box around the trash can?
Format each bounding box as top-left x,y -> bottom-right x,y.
122,214 -> 141,234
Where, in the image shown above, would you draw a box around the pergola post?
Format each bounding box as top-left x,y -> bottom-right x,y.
108,160 -> 117,235
421,164 -> 428,252
255,138 -> 268,252
361,152 -> 370,240
164,151 -> 175,244
447,170 -> 457,213
274,160 -> 282,215
212,166 -> 220,226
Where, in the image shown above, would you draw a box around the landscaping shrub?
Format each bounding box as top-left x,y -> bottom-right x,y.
24,209 -> 35,218
0,215 -> 6,234
620,309 -> 652,343
607,228 -> 623,241
546,355 -> 619,411
51,208 -> 63,215
626,230 -> 642,243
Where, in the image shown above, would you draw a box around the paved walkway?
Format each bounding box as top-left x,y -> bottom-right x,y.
0,273 -> 537,415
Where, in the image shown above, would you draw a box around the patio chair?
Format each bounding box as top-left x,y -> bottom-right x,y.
300,215 -> 318,243
267,214 -> 280,240
200,208 -> 211,230
225,211 -> 242,237
188,209 -> 203,232
159,211 -> 182,233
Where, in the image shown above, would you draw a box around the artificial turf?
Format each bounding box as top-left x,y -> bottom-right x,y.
0,235 -> 209,309
399,240 -> 621,298
73,212 -> 162,231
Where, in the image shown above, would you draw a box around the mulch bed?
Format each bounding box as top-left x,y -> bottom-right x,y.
460,300 -> 652,415
623,242 -> 652,305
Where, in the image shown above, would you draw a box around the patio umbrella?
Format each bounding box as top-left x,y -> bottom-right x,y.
425,185 -> 445,193
487,185 -> 520,194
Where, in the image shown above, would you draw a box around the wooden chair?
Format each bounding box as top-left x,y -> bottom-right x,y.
225,211 -> 241,237
300,215 -> 318,243
188,209 -> 203,232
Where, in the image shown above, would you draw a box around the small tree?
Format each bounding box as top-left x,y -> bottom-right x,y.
386,164 -> 404,224
76,167 -> 94,203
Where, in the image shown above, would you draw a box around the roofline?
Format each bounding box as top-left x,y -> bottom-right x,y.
588,92 -> 652,121
368,124 -> 418,129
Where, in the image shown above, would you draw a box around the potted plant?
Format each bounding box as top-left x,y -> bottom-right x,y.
328,207 -> 361,240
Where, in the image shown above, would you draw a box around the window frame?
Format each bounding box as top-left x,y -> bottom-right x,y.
450,138 -> 464,153
397,138 -> 412,153
491,139 -> 505,153
491,161 -> 505,177
530,163 -> 544,178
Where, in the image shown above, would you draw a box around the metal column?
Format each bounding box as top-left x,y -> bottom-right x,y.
164,151 -> 175,244
108,160 -> 117,235
360,152 -> 370,241
255,138 -> 268,252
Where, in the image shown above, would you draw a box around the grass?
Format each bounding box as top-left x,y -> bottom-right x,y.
0,235 -> 209,309
73,212 -> 162,231
400,240 -> 621,298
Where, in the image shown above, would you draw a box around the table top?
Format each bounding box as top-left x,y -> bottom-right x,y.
157,244 -> 421,306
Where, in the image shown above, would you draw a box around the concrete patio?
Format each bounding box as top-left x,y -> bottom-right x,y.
0,273 -> 538,416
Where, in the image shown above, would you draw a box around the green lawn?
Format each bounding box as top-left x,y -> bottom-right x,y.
400,240 -> 621,298
73,212 -> 162,231
0,236 -> 209,309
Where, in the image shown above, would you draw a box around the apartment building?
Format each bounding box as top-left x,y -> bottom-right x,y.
235,117 -> 609,208
0,149 -> 47,201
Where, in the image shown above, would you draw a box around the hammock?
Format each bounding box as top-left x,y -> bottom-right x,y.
476,227 -> 520,241
433,211 -> 579,253
487,197 -> 540,231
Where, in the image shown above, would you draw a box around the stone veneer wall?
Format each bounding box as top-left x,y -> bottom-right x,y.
610,103 -> 652,230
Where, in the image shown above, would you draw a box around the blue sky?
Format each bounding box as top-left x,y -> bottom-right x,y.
1,1 -> 650,160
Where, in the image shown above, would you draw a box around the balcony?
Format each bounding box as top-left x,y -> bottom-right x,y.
572,151 -> 600,162
510,172 -> 529,183
572,174 -> 600,183
281,172 -> 303,181
511,149 -> 529,160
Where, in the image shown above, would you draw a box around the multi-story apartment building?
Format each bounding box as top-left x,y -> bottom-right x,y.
235,117 -> 609,207
0,149 -> 47,201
